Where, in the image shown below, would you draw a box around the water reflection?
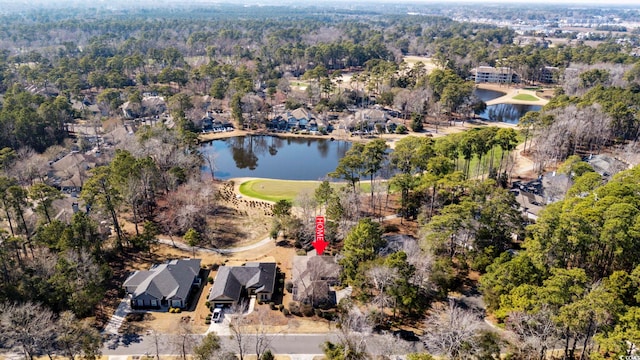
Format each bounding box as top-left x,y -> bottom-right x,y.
200,135 -> 352,180
478,104 -> 542,124
473,88 -> 506,102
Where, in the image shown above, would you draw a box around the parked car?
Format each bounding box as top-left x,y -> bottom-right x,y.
212,308 -> 223,323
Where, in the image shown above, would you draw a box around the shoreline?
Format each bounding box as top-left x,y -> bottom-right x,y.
476,83 -> 551,106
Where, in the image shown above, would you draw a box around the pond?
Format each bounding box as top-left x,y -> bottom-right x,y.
477,103 -> 542,124
199,135 -> 352,180
474,88 -> 506,102
473,88 -> 541,124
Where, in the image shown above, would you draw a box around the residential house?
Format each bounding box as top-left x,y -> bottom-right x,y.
48,152 -> 98,193
121,96 -> 167,119
123,258 -> 202,309
350,108 -> 390,134
292,253 -> 340,307
586,154 -> 628,179
287,108 -> 314,131
208,262 -> 277,307
201,111 -> 233,133
472,66 -> 520,84
267,116 -> 289,131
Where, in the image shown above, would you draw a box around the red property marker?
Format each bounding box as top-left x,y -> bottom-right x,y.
312,216 -> 329,255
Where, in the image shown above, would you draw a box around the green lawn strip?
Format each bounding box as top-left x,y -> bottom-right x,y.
239,179 -> 395,202
290,81 -> 309,87
239,179 -> 320,202
512,93 -> 539,101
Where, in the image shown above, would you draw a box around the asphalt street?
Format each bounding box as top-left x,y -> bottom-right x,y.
102,332 -> 421,356
103,333 -> 339,356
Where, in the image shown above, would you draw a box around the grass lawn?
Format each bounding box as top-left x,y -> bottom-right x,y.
289,80 -> 309,89
239,179 -> 322,202
239,179 -> 394,202
512,93 -> 539,101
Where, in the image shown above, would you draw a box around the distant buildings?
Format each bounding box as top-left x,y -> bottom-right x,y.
472,66 -> 520,84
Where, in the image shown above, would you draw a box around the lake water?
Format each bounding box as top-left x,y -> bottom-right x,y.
478,103 -> 542,124
474,88 -> 506,102
473,88 -> 541,124
199,135 -> 352,180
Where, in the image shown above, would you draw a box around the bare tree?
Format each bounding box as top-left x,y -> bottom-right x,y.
403,239 -> 433,290
171,321 -> 197,360
55,311 -> 102,360
506,308 -> 561,360
251,307 -> 278,360
369,332 -> 414,359
202,151 -> 218,181
149,330 -> 162,360
229,301 -> 250,360
333,301 -> 373,360
294,190 -> 318,222
366,265 -> 398,313
422,300 -> 484,359
0,302 -> 57,360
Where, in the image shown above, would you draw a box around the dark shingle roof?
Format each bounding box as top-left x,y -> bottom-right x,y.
208,262 -> 277,302
123,259 -> 200,301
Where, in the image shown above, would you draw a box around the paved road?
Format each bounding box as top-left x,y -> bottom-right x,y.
102,331 -> 423,357
103,333 -> 338,356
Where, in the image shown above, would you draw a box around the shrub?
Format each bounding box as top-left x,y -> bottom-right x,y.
323,311 -> 335,321
261,350 -> 275,360
302,304 -> 314,317
279,278 -> 284,284
282,308 -> 290,316
174,308 -> 181,313
278,304 -> 284,311
206,314 -> 212,320
269,302 -> 276,310
285,281 -> 293,293
257,300 -> 263,305
288,302 -> 301,316
205,301 -> 211,308
207,276 -> 214,284
314,309 -> 323,317
205,319 -> 211,325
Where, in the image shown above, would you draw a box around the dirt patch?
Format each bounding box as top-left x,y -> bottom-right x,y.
243,304 -> 335,334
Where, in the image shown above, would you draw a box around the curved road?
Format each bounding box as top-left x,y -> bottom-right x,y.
157,236 -> 274,254
156,214 -> 399,255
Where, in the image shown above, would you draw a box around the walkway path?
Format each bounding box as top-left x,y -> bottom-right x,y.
157,236 -> 273,254
103,297 -> 132,335
157,213 -> 398,256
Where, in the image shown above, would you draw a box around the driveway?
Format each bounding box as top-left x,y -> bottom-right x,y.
206,297 -> 256,336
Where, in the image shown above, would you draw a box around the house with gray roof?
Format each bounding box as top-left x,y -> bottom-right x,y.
123,258 -> 201,309
208,262 -> 277,307
292,253 -> 340,307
